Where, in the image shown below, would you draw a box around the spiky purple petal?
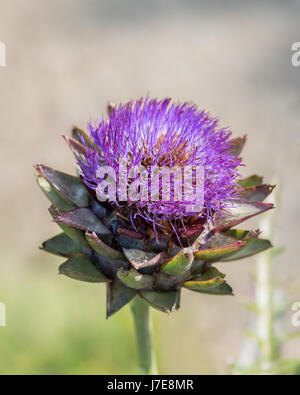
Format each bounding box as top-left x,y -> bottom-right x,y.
78,97 -> 242,227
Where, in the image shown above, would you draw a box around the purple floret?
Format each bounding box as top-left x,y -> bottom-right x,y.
78,97 -> 242,229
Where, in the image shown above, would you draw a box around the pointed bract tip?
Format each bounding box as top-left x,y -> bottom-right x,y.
107,101 -> 115,117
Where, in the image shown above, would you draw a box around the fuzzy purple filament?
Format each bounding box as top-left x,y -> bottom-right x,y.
78,97 -> 241,228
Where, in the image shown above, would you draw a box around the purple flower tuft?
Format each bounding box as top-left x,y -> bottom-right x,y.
78,97 -> 241,230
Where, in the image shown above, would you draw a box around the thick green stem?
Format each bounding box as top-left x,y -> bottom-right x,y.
131,297 -> 158,375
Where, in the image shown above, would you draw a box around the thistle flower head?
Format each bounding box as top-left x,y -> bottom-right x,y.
36,97 -> 275,317
79,97 -> 241,230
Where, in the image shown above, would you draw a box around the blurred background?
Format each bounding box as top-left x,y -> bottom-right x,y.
0,0 -> 299,374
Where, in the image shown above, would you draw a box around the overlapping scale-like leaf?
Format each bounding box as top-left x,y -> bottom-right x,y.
35,164 -> 89,207
37,175 -> 75,211
222,238 -> 272,261
53,208 -> 113,245
41,232 -> 82,257
212,201 -> 273,232
238,184 -> 275,203
63,135 -> 86,163
123,248 -> 165,270
228,135 -> 247,157
49,206 -> 88,246
59,253 -> 107,283
72,126 -> 96,150
161,251 -> 193,280
106,280 -> 136,318
86,231 -> 124,259
138,290 -> 180,314
238,175 -> 263,188
117,268 -> 154,290
193,232 -> 246,262
219,229 -> 272,261
181,267 -> 226,292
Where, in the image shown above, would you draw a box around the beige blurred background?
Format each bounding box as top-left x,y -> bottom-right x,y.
0,0 -> 299,374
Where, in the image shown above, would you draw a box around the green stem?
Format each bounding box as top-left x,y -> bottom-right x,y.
256,231 -> 275,363
255,180 -> 279,365
131,297 -> 158,375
